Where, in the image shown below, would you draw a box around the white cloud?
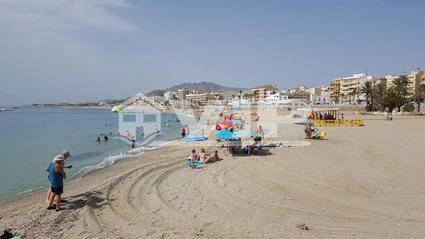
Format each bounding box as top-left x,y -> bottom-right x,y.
0,0 -> 136,31
0,0 -> 140,105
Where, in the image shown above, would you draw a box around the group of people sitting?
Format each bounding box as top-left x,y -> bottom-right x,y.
304,125 -> 326,140
307,112 -> 336,121
188,148 -> 220,168
221,135 -> 263,156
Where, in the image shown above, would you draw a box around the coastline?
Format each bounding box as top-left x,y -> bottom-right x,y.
0,137 -> 179,207
1,113 -> 425,238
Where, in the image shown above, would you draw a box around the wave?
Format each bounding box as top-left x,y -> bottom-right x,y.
72,145 -> 159,178
16,185 -> 45,196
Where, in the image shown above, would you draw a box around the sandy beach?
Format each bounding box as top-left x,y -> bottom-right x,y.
1,112 -> 425,238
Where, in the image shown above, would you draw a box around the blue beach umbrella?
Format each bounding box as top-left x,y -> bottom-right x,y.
295,119 -> 314,125
216,130 -> 238,140
184,135 -> 208,142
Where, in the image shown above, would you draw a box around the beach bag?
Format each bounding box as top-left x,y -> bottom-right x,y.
0,230 -> 14,239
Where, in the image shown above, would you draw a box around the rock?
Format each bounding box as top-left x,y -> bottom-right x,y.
296,223 -> 309,231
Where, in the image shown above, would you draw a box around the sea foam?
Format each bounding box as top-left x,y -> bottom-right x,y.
72,145 -> 158,178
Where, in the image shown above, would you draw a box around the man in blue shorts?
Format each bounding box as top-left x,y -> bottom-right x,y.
47,153 -> 67,211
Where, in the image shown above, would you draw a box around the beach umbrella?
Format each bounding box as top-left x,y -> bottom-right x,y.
216,130 -> 238,140
111,106 -> 122,113
234,130 -> 257,139
295,119 -> 314,125
215,124 -> 223,131
184,135 -> 208,142
222,121 -> 234,127
183,134 -> 208,151
228,119 -> 241,124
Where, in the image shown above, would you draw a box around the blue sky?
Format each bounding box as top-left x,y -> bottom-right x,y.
0,0 -> 424,105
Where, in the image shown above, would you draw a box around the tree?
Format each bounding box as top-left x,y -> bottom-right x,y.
403,102 -> 415,112
252,91 -> 259,102
413,84 -> 425,112
381,88 -> 399,113
348,88 -> 358,105
339,93 -> 346,104
392,75 -> 411,112
359,81 -> 374,110
373,82 -> 387,111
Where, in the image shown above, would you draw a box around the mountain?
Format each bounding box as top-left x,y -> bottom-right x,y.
146,81 -> 245,96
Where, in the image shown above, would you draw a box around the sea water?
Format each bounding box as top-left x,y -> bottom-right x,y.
0,108 -> 192,203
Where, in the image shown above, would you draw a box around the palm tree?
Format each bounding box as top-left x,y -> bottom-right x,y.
252,91 -> 259,102
339,93 -> 346,104
392,75 -> 411,112
348,88 -> 358,105
413,84 -> 425,112
381,88 -> 399,113
359,81 -> 373,109
373,82 -> 387,111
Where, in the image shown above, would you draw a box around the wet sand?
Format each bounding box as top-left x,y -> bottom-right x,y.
1,113 -> 425,238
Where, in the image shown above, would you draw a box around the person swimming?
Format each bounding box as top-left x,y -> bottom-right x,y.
104,135 -> 108,142
96,136 -> 101,143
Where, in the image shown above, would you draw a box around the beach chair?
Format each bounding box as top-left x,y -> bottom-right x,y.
356,119 -> 364,126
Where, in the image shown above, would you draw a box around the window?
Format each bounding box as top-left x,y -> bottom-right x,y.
123,114 -> 136,122
144,114 -> 157,123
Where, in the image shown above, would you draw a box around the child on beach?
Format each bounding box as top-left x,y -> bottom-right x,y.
189,149 -> 198,169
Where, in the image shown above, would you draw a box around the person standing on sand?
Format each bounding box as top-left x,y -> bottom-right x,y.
46,150 -> 71,203
185,125 -> 190,135
181,127 -> 186,138
47,154 -> 67,211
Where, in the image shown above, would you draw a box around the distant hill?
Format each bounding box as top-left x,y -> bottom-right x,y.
146,81 -> 245,96
146,90 -> 166,97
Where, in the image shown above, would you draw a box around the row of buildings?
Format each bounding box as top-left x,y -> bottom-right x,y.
236,68 -> 425,107
330,69 -> 425,104
152,68 -> 425,108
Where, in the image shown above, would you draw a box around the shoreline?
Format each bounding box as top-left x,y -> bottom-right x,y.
0,137 -> 180,207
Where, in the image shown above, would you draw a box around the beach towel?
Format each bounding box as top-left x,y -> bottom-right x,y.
261,128 -> 270,135
187,159 -> 205,167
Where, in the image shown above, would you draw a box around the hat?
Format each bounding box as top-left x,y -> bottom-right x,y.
53,155 -> 65,162
62,150 -> 71,158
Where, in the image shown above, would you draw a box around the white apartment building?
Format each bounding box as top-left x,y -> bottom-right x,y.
307,87 -> 322,96
264,91 -> 290,105
163,91 -> 175,100
309,94 -> 331,105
